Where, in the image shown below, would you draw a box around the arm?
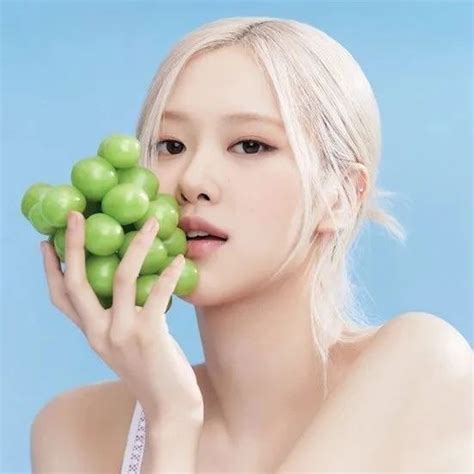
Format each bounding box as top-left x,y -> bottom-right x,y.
141,413 -> 203,473
30,387 -> 115,473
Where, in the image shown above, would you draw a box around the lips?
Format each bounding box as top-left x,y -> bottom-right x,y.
178,215 -> 229,240
185,235 -> 227,258
187,235 -> 226,241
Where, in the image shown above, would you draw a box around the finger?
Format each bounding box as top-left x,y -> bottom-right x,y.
40,240 -> 82,329
111,217 -> 159,326
143,254 -> 185,318
63,211 -> 104,328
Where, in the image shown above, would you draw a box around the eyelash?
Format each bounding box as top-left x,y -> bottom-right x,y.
152,139 -> 276,157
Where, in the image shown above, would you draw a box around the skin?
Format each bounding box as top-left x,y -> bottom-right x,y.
33,44 -> 471,474
149,45 -> 369,468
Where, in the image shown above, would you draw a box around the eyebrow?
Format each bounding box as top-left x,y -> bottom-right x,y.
162,110 -> 285,129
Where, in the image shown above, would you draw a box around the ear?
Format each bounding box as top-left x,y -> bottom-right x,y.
316,163 -> 369,234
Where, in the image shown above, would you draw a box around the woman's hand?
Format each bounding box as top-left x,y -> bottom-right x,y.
40,210 -> 204,424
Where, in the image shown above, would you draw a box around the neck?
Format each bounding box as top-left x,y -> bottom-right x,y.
195,265 -> 338,447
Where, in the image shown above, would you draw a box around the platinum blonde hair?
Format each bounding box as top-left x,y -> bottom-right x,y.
136,17 -> 407,400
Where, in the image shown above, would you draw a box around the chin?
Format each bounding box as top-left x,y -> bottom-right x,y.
177,272 -> 248,308
178,292 -> 225,308
177,276 -> 227,307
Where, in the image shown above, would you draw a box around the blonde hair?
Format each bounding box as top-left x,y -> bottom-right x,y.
136,17 -> 407,400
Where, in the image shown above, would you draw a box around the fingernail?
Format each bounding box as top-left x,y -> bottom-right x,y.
144,217 -> 157,232
174,255 -> 184,265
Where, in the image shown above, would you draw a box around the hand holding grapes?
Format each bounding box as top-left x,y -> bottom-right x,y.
41,211 -> 204,423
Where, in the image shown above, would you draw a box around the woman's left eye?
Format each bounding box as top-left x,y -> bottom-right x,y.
231,139 -> 276,155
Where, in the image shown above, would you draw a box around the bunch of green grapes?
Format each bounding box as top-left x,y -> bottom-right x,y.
21,133 -> 198,310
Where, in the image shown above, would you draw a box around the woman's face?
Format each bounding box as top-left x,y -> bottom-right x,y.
150,46 -> 306,306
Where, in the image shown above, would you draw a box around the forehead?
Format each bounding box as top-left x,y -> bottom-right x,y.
161,46 -> 283,128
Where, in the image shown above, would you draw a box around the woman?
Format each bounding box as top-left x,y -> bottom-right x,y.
32,17 -> 472,473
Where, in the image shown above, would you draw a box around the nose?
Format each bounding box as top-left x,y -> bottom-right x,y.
179,190 -> 211,205
175,141 -> 224,207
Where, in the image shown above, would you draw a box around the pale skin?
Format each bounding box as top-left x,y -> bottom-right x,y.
150,45 -> 371,470
31,45 -> 472,473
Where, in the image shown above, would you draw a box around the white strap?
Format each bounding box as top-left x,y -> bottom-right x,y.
120,400 -> 146,473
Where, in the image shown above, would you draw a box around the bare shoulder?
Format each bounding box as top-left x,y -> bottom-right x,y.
275,312 -> 472,472
30,378 -> 137,472
330,310 -> 472,397
379,311 -> 473,471
374,311 -> 472,371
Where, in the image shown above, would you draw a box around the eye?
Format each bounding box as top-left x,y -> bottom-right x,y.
230,139 -> 276,155
153,140 -> 185,156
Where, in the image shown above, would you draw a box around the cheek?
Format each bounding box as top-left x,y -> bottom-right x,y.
148,163 -> 177,195
229,164 -> 304,276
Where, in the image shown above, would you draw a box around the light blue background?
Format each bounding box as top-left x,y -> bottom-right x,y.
2,1 -> 472,471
